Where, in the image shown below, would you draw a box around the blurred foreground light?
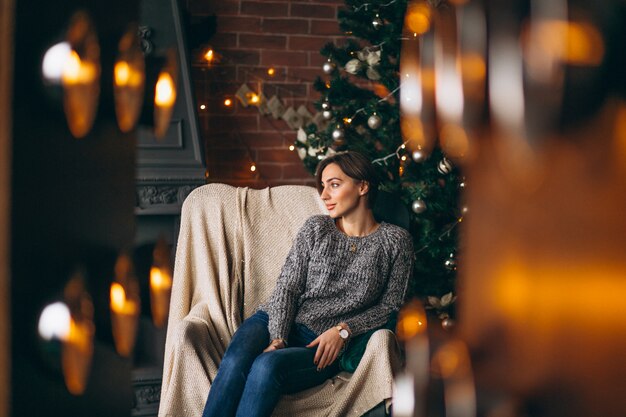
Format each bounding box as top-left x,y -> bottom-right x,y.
38,302 -> 71,341
42,42 -> 72,82
406,1 -> 432,35
392,373 -> 416,417
150,266 -> 172,327
527,20 -> 604,69
155,72 -> 176,107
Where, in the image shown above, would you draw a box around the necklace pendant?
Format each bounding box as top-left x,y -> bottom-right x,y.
350,244 -> 357,253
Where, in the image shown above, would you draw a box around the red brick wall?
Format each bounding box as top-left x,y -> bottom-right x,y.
184,0 -> 345,188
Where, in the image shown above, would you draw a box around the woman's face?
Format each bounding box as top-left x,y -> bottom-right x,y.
320,163 -> 368,219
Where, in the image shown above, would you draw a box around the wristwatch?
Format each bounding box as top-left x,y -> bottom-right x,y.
335,324 -> 350,341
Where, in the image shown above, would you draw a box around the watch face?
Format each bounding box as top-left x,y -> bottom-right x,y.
339,329 -> 349,339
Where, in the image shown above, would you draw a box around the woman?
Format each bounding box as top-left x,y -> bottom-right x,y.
202,151 -> 413,417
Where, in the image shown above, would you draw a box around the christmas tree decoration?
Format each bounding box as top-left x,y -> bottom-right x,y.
281,106 -> 304,130
441,317 -> 455,331
332,126 -> 345,140
321,101 -> 331,110
411,199 -> 427,214
235,83 -> 253,108
297,105 -> 313,127
444,253 -> 457,271
345,59 -> 361,74
437,157 -> 453,174
267,95 -> 285,119
322,110 -> 333,120
312,112 -> 330,130
372,13 -> 384,29
367,113 -> 382,129
322,59 -> 336,74
412,149 -> 427,163
366,67 -> 381,80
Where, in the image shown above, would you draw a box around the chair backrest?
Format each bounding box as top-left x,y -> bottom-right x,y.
231,185 -> 326,319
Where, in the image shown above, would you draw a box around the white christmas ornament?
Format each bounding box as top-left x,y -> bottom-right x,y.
332,127 -> 345,140
345,59 -> 361,74
438,158 -> 453,175
412,149 -> 427,163
372,15 -> 383,29
412,199 -> 427,214
322,60 -> 336,74
366,67 -> 381,80
308,146 -> 322,157
297,128 -> 307,143
365,50 -> 381,66
367,113 -> 382,129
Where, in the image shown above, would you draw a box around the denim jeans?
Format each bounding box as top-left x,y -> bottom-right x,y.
202,310 -> 341,417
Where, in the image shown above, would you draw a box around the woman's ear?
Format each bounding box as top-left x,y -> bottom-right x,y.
359,181 -> 370,196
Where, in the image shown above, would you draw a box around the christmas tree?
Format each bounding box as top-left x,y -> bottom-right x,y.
295,0 -> 462,313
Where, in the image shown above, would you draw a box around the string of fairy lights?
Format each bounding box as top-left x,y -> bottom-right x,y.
198,42 -> 409,177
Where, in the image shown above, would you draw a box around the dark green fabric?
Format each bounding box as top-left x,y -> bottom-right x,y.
339,314 -> 397,373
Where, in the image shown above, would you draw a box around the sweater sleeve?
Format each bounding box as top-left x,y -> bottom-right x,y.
265,217 -> 315,341
344,232 -> 413,336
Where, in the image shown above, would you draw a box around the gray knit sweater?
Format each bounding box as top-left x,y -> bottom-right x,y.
259,214 -> 414,341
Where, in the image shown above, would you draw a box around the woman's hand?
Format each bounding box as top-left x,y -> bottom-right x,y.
306,327 -> 345,370
263,338 -> 286,353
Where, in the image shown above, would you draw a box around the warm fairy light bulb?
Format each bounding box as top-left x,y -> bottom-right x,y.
267,67 -> 275,76
204,49 -> 214,63
248,93 -> 260,104
344,117 -> 352,124
250,164 -> 257,172
401,155 -> 407,161
224,98 -> 233,107
289,145 -> 295,151
401,144 -> 406,149
155,72 -> 176,107
200,104 -> 206,110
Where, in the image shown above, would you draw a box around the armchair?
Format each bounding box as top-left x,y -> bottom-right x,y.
158,184 -> 403,417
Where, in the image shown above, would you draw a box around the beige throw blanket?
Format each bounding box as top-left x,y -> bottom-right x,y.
159,184 -> 402,417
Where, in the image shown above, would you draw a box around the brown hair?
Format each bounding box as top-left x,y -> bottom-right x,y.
315,151 -> 379,208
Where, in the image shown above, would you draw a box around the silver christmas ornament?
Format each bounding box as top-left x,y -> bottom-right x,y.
437,158 -> 453,175
322,60 -> 336,74
412,149 -> 427,163
372,14 -> 383,29
441,317 -> 455,331
411,199 -> 427,214
332,127 -> 344,140
322,110 -> 333,120
444,255 -> 457,271
367,113 -> 382,129
321,101 -> 331,110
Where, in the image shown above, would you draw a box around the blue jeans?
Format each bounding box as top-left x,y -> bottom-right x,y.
202,311 -> 341,417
